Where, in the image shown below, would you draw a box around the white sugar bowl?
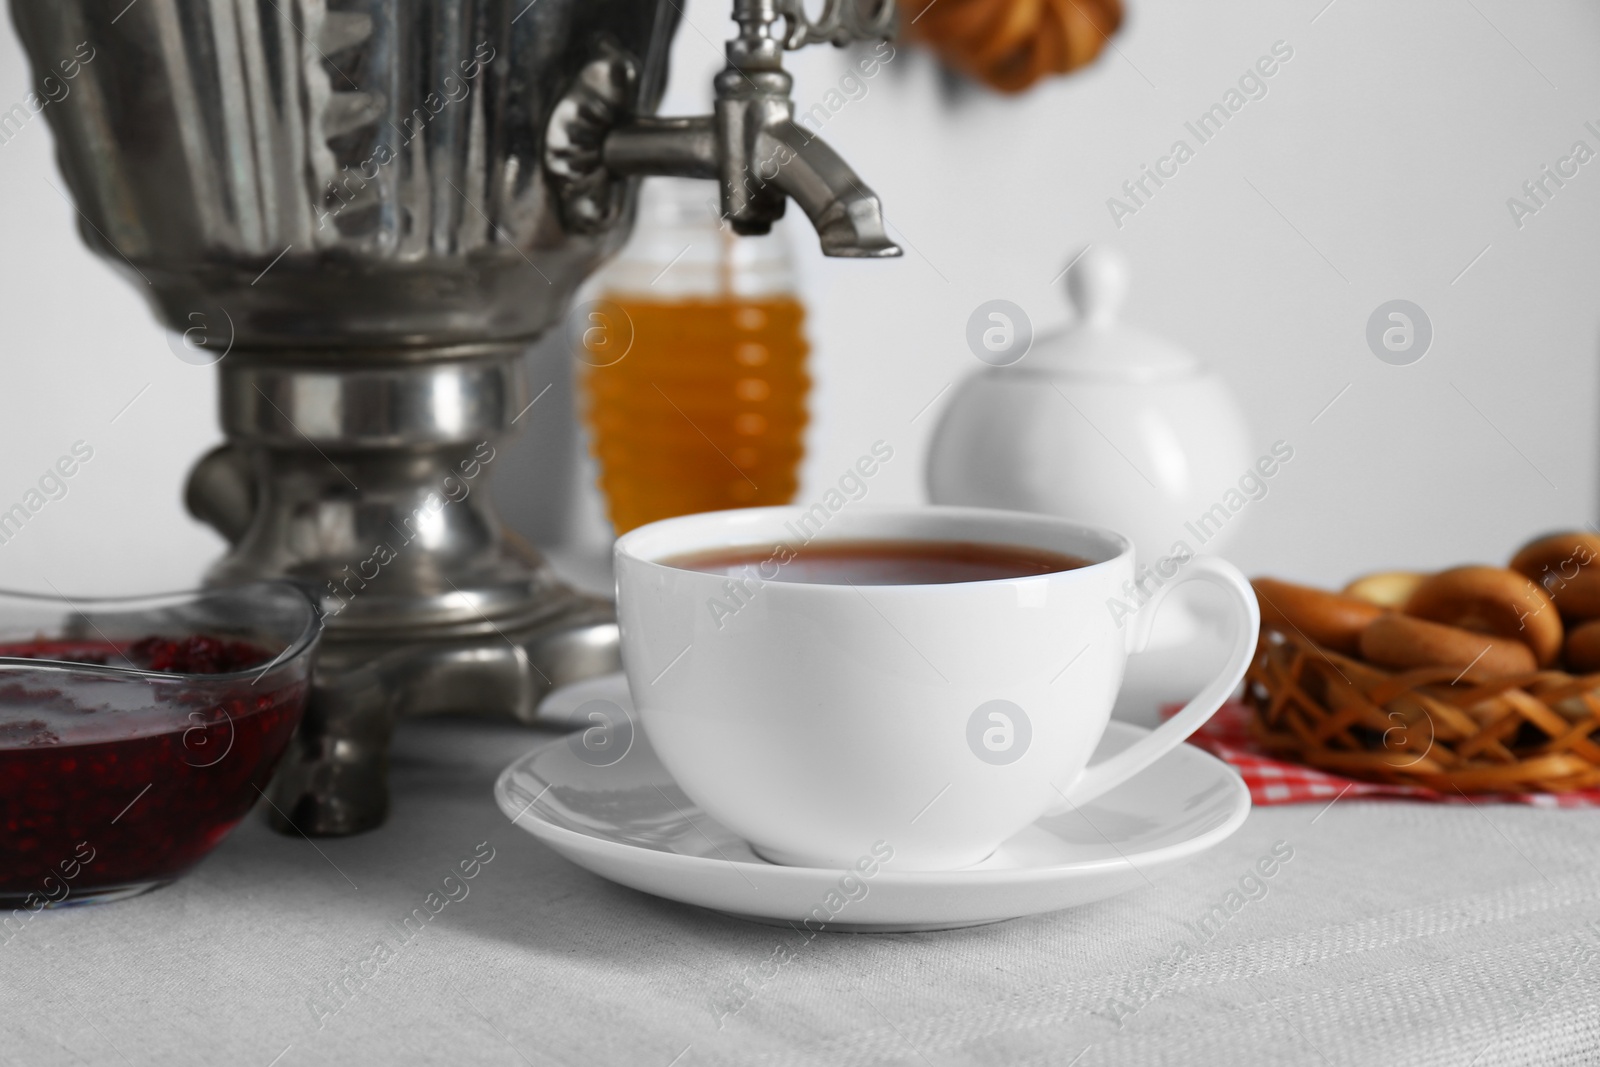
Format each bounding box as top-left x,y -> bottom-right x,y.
926,245 -> 1254,580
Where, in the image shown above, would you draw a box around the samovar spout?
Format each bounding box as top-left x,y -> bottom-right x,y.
547,0 -> 902,257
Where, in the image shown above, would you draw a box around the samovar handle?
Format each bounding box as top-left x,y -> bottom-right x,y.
184,444 -> 257,546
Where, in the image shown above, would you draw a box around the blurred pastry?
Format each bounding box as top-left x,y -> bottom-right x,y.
909,0 -> 1122,93
1566,618 -> 1600,673
1403,566 -> 1561,667
1251,577 -> 1382,656
1509,531 -> 1600,621
1342,571 -> 1425,608
1358,613 -> 1537,680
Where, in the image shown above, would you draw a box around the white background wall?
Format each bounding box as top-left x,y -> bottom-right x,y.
1,0 -> 1598,597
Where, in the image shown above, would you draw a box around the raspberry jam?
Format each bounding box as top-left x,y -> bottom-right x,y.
0,635 -> 310,907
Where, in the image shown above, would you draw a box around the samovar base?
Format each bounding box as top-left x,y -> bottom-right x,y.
187,342 -> 619,836
270,586 -> 617,837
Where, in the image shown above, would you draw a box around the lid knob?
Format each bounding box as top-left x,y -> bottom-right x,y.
1065,245 -> 1129,328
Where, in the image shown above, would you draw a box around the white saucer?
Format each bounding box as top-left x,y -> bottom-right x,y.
499,675 -> 1250,932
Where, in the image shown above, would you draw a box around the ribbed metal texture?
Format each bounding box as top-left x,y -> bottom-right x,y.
10,0 -> 677,346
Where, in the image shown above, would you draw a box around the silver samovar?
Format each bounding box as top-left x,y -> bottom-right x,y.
11,0 -> 898,834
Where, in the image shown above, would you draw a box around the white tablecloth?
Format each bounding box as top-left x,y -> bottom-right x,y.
5,714 -> 1600,1067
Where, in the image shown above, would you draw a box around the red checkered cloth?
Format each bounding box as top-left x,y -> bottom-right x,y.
1171,701 -> 1600,808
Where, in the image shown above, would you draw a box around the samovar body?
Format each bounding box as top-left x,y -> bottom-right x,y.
12,0 -> 897,833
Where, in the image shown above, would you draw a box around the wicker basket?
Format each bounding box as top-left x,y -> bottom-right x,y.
1244,625 -> 1600,793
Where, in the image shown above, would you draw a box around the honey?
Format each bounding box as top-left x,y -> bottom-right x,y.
581,294 -> 810,534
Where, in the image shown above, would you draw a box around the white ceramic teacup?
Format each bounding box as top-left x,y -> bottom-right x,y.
614,506 -> 1259,871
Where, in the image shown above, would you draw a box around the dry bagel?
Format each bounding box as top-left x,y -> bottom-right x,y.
1509,531 -> 1600,586
1359,613 -> 1537,680
1342,571 -> 1426,608
1509,531 -> 1600,621
1565,618 -> 1600,673
1252,578 -> 1383,656
1546,570 -> 1600,621
1403,566 -> 1562,667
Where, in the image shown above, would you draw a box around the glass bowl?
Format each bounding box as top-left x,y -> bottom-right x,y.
0,582 -> 320,908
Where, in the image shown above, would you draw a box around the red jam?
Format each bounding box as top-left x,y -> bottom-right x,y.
0,637 -> 307,905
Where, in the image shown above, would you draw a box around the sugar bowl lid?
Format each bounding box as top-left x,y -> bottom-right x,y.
1028,245 -> 1200,382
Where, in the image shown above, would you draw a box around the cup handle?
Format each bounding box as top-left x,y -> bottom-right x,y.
1049,555 -> 1260,811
